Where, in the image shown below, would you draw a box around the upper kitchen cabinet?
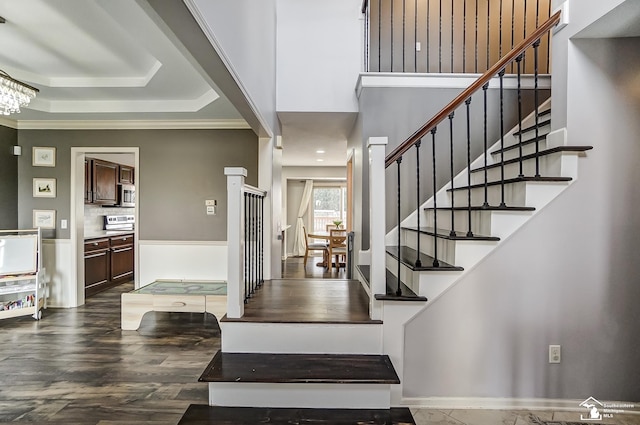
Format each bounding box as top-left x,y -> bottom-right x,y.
88,159 -> 118,205
119,165 -> 134,185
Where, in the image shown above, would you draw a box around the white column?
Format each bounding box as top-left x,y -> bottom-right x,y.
225,167 -> 246,319
368,137 -> 388,320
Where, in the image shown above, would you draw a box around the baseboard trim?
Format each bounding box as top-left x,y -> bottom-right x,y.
400,397 -> 639,414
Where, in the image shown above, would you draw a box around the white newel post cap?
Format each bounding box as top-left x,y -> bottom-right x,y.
224,167 -> 248,177
367,137 -> 388,147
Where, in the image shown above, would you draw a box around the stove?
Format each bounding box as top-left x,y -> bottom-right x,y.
104,215 -> 135,231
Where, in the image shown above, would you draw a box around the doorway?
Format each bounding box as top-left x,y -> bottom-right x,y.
69,147 -> 139,308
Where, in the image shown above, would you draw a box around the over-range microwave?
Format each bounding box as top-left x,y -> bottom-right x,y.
118,183 -> 136,207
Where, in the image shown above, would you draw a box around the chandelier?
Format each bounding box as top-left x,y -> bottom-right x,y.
0,70 -> 39,115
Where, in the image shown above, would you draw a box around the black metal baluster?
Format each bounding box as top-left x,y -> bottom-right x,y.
499,69 -> 506,207
449,112 -> 456,236
244,193 -> 248,303
415,140 -> 422,268
365,1 -> 370,72
534,39 -> 541,177
261,195 -> 265,285
426,0 -> 430,72
499,0 -> 503,59
431,128 -> 440,267
402,0 -> 406,72
482,82 -> 490,207
474,0 -> 478,73
258,195 -> 263,287
516,54 -> 524,178
391,0 -> 394,72
511,0 -> 515,72
465,97 -> 474,237
252,194 -> 256,294
396,157 -> 403,296
463,0 -> 467,73
378,0 -> 381,72
450,0 -> 454,72
249,194 -> 254,296
523,0 -> 527,71
546,0 -> 551,74
439,0 -> 442,73
486,0 -> 490,72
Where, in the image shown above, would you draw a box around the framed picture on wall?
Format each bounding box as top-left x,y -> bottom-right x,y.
32,146 -> 56,167
33,178 -> 56,198
33,210 -> 56,229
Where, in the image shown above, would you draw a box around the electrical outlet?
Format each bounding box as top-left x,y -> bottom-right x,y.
549,345 -> 561,363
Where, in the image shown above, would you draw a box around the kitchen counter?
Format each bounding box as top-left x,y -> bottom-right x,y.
84,230 -> 134,240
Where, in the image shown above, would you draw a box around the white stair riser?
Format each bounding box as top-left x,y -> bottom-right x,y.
220,322 -> 383,354
451,183 -> 527,206
208,382 -> 392,409
401,233 -> 498,269
470,153 -> 564,185
424,209 -> 494,235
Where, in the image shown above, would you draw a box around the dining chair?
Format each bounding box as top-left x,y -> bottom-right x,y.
327,229 -> 347,272
303,226 -> 328,267
325,224 -> 337,232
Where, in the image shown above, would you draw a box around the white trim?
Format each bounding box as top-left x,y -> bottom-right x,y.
138,240 -> 227,246
15,119 -> 250,130
356,73 -> 552,97
0,116 -> 18,129
184,0 -> 274,138
401,397 -> 640,413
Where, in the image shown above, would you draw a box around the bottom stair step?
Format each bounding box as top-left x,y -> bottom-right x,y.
358,265 -> 427,302
178,405 -> 416,425
200,351 -> 400,384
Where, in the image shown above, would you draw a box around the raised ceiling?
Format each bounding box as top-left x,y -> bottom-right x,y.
0,0 -> 245,124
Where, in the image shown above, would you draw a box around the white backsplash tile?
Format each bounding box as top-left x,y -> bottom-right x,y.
84,205 -> 135,233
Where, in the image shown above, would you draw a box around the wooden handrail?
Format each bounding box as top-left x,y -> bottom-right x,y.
385,10 -> 561,168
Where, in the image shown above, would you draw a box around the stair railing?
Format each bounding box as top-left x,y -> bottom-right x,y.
384,11 -> 560,296
225,167 -> 266,318
362,0 -> 552,74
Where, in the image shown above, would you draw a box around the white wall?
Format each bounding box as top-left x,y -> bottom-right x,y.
402,15 -> 640,403
276,0 -> 362,113
188,0 -> 278,135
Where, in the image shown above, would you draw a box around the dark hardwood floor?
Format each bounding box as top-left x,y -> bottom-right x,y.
281,256 -> 348,279
0,282 -> 219,425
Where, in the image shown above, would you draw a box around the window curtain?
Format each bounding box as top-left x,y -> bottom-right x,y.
292,180 -> 314,256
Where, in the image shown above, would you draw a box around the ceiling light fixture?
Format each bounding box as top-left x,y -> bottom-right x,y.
316,150 -> 325,154
316,158 -> 324,162
0,70 -> 39,115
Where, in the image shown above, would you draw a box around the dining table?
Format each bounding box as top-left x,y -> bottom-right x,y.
308,231 -> 346,269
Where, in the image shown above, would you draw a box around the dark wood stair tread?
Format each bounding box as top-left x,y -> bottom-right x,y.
490,134 -> 547,155
512,118 -> 551,136
179,405 -> 416,425
358,265 -> 427,302
402,226 -> 500,241
200,351 -> 400,384
386,245 -> 463,272
471,146 -> 593,173
424,205 -> 535,212
447,176 -> 572,192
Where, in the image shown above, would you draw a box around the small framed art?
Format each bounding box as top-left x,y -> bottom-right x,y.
33,178 -> 56,198
32,146 -> 56,167
33,210 -> 56,229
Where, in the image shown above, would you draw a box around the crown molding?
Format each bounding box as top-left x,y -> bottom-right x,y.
0,116 -> 18,129
15,119 -> 251,130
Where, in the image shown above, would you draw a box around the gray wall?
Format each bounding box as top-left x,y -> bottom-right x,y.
403,37 -> 640,401
0,126 -> 18,229
17,129 -> 258,241
358,85 -> 549,234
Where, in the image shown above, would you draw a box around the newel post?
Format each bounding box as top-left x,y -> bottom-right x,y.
368,137 -> 388,320
225,167 -> 246,319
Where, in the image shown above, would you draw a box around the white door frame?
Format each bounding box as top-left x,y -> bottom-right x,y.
69,147 -> 140,307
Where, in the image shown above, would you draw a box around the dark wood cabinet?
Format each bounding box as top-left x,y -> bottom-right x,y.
119,165 -> 134,184
92,159 -> 118,205
84,238 -> 110,297
110,234 -> 134,283
84,159 -> 92,204
85,233 -> 134,298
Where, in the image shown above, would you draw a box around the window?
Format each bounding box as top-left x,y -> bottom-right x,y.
312,185 -> 347,233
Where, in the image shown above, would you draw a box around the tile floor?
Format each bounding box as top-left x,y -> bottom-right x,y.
410,408 -> 640,425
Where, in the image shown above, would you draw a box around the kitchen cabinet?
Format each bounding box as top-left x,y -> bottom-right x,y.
110,234 -> 134,283
119,165 -> 134,184
84,159 -> 92,204
92,159 -> 118,205
84,233 -> 134,297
